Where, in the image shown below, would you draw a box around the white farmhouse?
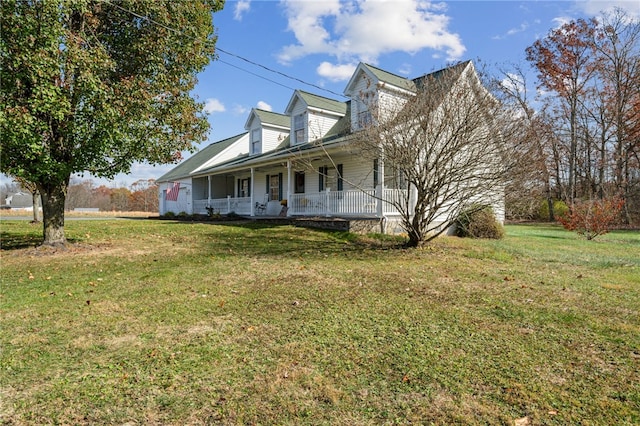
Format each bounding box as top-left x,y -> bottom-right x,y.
157,61 -> 504,234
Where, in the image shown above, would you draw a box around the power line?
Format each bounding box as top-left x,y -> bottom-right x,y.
106,1 -> 346,99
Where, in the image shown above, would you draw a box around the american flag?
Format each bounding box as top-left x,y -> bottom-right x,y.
166,182 -> 180,201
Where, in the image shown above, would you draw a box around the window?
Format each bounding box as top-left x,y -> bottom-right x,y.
319,165 -> 343,191
294,113 -> 305,144
295,171 -> 305,194
266,173 -> 283,201
251,129 -> 261,155
237,178 -> 251,197
358,110 -> 372,128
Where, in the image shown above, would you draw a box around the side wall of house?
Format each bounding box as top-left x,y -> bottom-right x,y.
159,178 -> 193,215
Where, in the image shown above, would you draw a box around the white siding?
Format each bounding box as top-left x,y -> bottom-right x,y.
307,110 -> 339,142
262,126 -> 288,153
159,178 -> 192,215
213,134 -> 249,164
349,73 -> 377,132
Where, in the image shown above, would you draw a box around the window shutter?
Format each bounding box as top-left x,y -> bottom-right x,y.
237,179 -> 241,197
265,175 -> 270,200
319,167 -> 325,191
337,164 -> 343,191
248,177 -> 251,197
278,173 -> 283,200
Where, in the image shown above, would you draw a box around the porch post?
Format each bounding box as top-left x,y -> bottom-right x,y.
250,167 -> 255,217
377,156 -> 385,217
207,175 -> 211,207
286,160 -> 292,217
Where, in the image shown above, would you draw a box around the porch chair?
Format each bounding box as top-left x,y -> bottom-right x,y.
255,194 -> 268,215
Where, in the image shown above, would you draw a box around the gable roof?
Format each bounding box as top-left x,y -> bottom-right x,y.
285,90 -> 347,116
156,132 -> 247,182
413,60 -> 472,90
344,63 -> 416,96
245,108 -> 290,130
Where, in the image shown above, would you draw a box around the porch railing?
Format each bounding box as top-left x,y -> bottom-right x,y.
193,196 -> 251,215
193,189 -> 407,217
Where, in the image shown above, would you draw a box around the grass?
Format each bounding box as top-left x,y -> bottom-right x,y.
1,218 -> 638,425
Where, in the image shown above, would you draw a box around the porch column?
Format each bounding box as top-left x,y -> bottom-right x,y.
207,175 -> 211,207
286,161 -> 292,217
377,156 -> 385,217
250,167 -> 255,217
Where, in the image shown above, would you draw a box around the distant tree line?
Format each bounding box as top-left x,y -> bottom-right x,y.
1,178 -> 159,213
493,8 -> 639,225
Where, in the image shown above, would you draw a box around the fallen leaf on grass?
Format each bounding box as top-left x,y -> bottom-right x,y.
514,416 -> 530,426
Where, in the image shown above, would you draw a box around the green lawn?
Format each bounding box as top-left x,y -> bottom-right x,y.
1,219 -> 638,425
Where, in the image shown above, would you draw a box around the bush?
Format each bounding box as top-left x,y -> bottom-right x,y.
162,211 -> 175,218
455,206 -> 505,239
539,199 -> 569,221
558,197 -> 624,240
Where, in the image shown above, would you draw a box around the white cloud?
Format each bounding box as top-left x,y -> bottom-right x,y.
257,101 -> 272,111
552,16 -> 572,28
234,0 -> 251,21
233,104 -> 248,115
317,62 -> 357,82
501,73 -> 525,95
493,22 -> 530,40
278,0 -> 466,66
577,0 -> 640,19
203,98 -> 226,113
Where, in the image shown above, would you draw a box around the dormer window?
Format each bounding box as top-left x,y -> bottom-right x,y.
358,110 -> 372,128
251,129 -> 261,155
294,113 -> 305,144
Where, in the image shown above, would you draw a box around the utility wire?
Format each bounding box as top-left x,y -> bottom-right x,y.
107,1 -> 346,99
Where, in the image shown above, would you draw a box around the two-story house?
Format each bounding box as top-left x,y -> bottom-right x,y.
157,61 -> 504,234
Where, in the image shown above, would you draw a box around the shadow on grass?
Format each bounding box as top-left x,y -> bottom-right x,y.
156,218 -> 407,257
0,231 -> 81,251
0,231 -> 43,250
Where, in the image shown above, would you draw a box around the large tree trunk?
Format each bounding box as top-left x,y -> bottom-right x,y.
37,178 -> 69,246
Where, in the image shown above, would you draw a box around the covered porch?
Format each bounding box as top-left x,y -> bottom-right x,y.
193,188 -> 407,218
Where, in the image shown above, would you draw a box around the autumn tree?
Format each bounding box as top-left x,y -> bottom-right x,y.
352,62 -> 509,247
130,179 -> 158,212
526,18 -> 598,205
0,0 -> 223,245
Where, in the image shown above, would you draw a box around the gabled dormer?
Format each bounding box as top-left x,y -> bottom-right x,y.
244,109 -> 290,155
284,90 -> 347,145
344,63 -> 417,132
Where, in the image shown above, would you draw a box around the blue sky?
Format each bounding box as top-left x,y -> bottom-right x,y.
3,0 -> 638,189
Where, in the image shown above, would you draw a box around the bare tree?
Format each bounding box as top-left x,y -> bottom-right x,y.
352,62 -> 509,247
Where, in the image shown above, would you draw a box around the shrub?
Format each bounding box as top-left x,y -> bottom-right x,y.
455,206 -> 505,239
558,197 -> 624,240
163,211 -> 175,218
539,199 -> 569,221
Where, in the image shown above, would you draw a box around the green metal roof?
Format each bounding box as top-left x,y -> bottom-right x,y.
361,63 -> 417,92
156,133 -> 247,182
253,109 -> 290,129
297,90 -> 347,115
